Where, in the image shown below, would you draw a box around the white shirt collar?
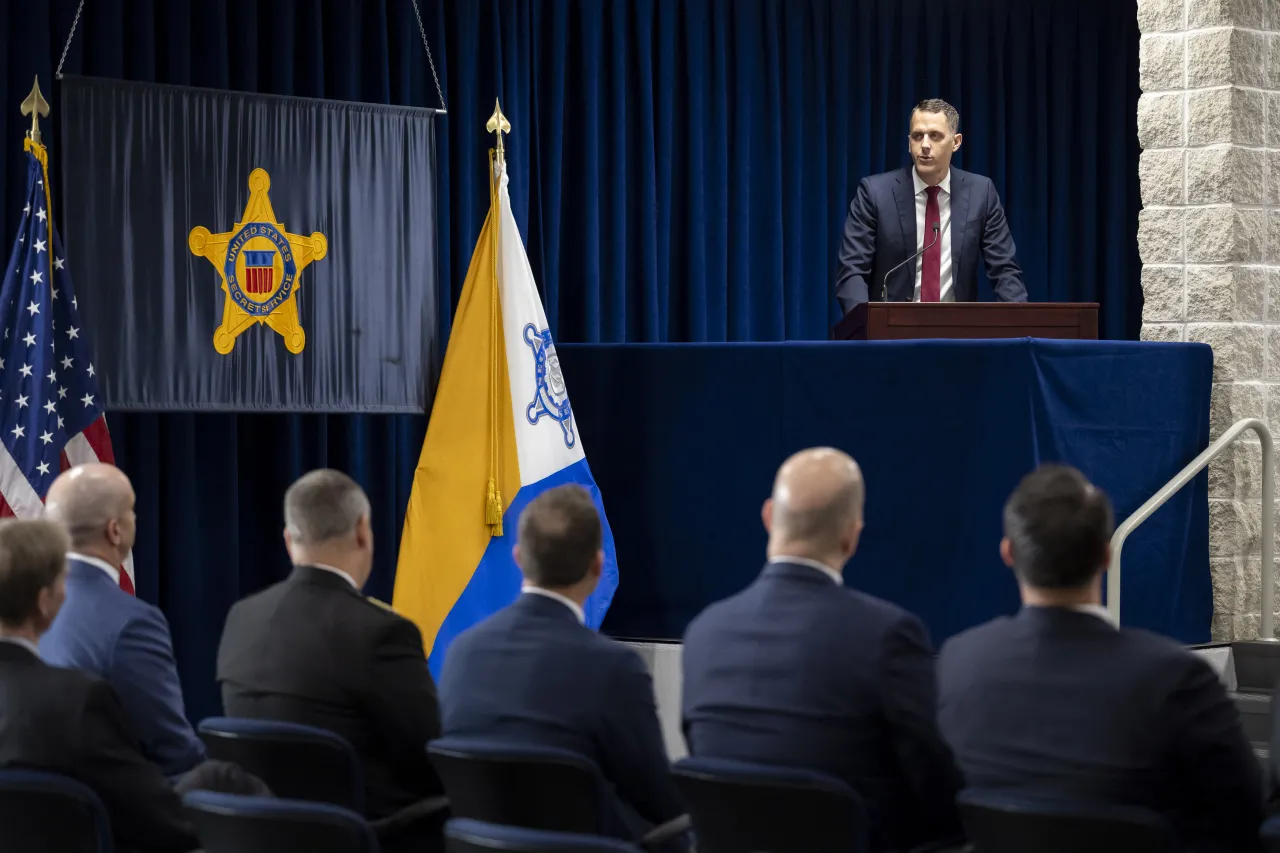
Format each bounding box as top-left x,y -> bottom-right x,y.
1070,603 -> 1117,627
912,166 -> 951,197
768,556 -> 844,586
68,552 -> 119,585
521,585 -> 586,624
307,563 -> 360,590
0,636 -> 41,659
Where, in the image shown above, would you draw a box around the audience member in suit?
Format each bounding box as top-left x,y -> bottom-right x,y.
439,485 -> 690,849
681,448 -> 964,853
938,465 -> 1264,852
217,468 -> 443,824
0,517 -> 197,853
39,463 -> 205,778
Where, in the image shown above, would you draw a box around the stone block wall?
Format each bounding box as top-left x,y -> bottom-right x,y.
1137,0 -> 1278,640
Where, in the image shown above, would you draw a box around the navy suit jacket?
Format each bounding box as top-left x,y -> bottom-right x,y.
835,165 -> 1027,313
439,593 -> 686,841
40,558 -> 205,777
681,561 -> 963,852
0,642 -> 195,853
938,607 -> 1264,853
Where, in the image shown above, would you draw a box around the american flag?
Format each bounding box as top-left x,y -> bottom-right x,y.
0,145 -> 134,594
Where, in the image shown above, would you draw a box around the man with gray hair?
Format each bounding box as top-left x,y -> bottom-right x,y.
217,469 -> 444,831
681,448 -> 964,852
40,463 -> 206,778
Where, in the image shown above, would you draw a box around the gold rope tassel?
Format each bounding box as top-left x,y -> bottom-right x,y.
486,478 -> 504,535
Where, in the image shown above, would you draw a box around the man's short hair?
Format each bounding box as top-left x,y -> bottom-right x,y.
1003,465 -> 1114,589
912,98 -> 960,134
517,485 -> 602,588
283,469 -> 371,546
0,519 -> 69,627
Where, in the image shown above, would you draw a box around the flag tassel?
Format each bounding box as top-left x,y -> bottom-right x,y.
486,478 -> 504,536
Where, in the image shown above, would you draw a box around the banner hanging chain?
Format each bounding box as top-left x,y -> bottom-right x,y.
55,0 -> 87,79
410,0 -> 448,113
58,0 -> 446,113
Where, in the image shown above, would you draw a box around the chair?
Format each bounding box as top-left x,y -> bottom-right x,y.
446,818 -> 642,852
199,717 -> 364,809
671,756 -> 868,853
428,737 -> 605,833
0,768 -> 113,853
957,789 -> 1176,853
184,790 -> 379,853
1261,815 -> 1280,851
199,717 -> 448,836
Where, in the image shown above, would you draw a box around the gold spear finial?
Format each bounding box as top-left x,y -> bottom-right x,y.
486,99 -> 511,167
20,76 -> 50,147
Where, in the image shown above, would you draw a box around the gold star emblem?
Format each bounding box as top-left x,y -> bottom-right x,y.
189,168 -> 326,354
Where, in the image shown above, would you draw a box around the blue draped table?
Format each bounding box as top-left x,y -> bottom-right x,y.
557,339 -> 1214,646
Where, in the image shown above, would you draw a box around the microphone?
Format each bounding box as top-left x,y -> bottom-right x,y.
880,221 -> 941,302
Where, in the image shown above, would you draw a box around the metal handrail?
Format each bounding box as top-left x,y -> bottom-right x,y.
1108,418 -> 1274,638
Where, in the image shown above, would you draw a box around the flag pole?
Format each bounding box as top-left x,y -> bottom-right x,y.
20,77 -> 54,229
484,100 -> 511,535
20,76 -> 49,146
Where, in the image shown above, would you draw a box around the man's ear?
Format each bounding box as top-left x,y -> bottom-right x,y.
1000,537 -> 1014,568
762,498 -> 774,535
953,132 -> 963,151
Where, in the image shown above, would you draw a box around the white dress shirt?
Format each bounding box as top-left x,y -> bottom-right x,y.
68,552 -> 120,585
768,556 -> 844,586
0,636 -> 41,658
307,562 -> 359,590
912,167 -> 954,302
1070,603 -> 1116,627
521,585 -> 586,624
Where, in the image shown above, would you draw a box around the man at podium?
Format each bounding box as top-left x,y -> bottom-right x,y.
835,99 -> 1027,313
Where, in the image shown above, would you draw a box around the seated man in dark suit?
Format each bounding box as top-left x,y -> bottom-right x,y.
835,98 -> 1027,312
0,518 -> 196,853
439,485 -> 689,848
41,463 -> 206,778
217,469 -> 443,823
938,465 -> 1263,852
682,448 -> 964,853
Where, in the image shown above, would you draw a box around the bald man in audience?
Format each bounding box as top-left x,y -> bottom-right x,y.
41,464 -> 206,778
681,448 -> 964,853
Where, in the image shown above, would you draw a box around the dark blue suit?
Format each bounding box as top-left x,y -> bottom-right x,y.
835,165 -> 1026,312
439,593 -> 686,843
938,607 -> 1264,852
40,558 -> 205,777
681,561 -> 963,852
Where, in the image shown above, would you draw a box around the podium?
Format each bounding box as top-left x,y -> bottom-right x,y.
831,302 -> 1099,341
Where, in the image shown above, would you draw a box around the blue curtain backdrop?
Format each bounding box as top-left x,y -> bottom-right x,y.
0,0 -> 1142,722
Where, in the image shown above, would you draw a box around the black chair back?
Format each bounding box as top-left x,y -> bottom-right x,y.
1262,815 -> 1280,851
671,757 -> 868,853
199,716 -> 363,810
184,791 -> 379,853
958,789 -> 1176,853
445,818 -> 642,852
428,738 -> 604,833
0,769 -> 112,853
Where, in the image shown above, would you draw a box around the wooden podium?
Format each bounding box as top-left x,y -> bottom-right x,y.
831,302 -> 1099,341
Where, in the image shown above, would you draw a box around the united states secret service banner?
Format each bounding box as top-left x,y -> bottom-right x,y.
59,76 -> 439,412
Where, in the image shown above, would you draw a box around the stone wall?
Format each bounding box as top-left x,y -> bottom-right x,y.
1137,0 -> 1277,640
